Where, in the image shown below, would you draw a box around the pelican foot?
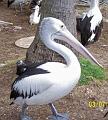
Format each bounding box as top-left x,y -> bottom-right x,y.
20,113 -> 32,120
48,113 -> 69,120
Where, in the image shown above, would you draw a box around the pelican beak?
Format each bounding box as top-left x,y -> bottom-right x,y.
54,29 -> 103,68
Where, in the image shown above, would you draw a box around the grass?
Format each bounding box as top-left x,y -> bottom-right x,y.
79,58 -> 106,85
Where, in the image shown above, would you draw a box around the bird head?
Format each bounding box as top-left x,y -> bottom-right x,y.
16,60 -> 27,75
39,17 -> 103,68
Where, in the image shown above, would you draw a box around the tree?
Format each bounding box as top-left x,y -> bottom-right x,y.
26,0 -> 77,64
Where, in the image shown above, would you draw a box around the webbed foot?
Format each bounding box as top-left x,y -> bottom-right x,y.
48,113 -> 69,120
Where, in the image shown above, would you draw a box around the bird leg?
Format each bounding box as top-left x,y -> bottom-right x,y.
20,103 -> 32,120
48,103 -> 69,120
103,111 -> 108,118
19,2 -> 23,12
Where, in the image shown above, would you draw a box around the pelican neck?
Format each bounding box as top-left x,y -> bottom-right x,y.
44,38 -> 80,68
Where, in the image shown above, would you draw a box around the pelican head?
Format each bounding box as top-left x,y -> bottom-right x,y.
39,17 -> 102,67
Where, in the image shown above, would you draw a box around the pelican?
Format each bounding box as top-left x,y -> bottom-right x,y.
29,0 -> 42,25
80,0 -> 103,46
10,17 -> 102,120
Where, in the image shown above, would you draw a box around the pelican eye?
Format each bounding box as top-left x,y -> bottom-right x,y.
61,25 -> 64,28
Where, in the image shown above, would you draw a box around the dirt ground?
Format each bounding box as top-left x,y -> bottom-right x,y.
0,1 -> 108,120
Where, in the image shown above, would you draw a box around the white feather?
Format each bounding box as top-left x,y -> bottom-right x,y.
82,2 -> 102,41
13,62 -> 80,105
29,5 -> 41,25
87,6 -> 102,31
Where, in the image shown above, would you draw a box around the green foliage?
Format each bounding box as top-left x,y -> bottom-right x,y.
79,58 -> 106,85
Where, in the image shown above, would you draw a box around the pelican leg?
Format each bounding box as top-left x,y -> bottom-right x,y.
48,103 -> 69,120
20,104 -> 32,120
103,111 -> 108,118
19,3 -> 23,12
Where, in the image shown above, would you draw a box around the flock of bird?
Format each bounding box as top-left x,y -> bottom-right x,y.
1,0 -> 105,120
8,0 -> 42,25
7,0 -> 103,46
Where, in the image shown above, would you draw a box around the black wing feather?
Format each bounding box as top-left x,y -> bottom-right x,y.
80,15 -> 94,46
10,63 -> 50,100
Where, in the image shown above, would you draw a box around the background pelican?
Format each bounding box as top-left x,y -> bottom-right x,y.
29,0 -> 42,25
10,17 -> 102,120
80,0 -> 103,46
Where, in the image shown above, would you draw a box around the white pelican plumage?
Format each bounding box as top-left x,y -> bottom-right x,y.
10,17 -> 102,120
29,0 -> 42,25
80,0 -> 103,46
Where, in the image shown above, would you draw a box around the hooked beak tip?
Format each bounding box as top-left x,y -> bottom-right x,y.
99,64 -> 104,69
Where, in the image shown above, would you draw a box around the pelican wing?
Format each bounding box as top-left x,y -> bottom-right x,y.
80,15 -> 93,45
10,67 -> 53,100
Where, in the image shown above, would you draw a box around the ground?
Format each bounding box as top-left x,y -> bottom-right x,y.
0,1 -> 108,120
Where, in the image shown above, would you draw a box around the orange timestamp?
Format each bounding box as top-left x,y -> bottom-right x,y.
88,101 -> 108,108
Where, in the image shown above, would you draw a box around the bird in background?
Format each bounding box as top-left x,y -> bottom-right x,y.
7,0 -> 31,12
16,60 -> 27,76
79,0 -> 103,46
10,17 -> 102,120
29,0 -> 42,25
16,60 -> 46,76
